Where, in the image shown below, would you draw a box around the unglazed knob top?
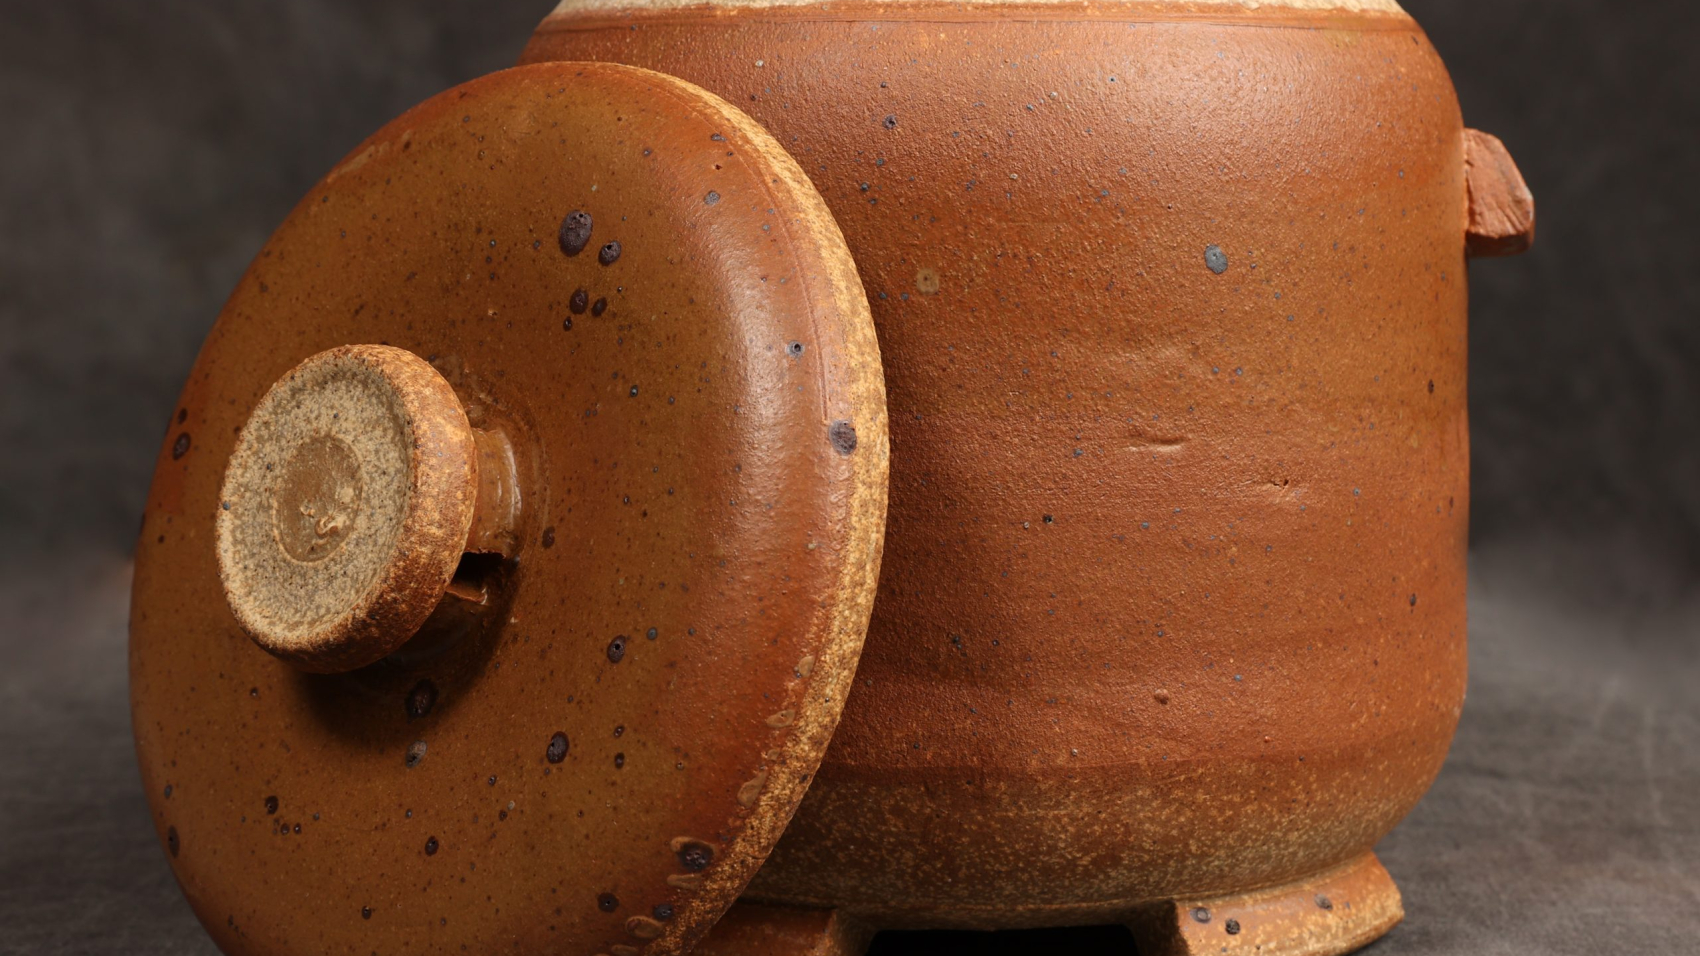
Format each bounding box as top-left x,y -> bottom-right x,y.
215,345 -> 477,673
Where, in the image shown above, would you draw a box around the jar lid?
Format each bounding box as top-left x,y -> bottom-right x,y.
130,61 -> 886,956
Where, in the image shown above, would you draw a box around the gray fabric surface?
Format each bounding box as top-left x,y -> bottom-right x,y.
2,1 -> 1696,954
3,543 -> 1695,954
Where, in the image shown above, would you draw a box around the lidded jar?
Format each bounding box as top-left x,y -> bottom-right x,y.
130,3 -> 1531,955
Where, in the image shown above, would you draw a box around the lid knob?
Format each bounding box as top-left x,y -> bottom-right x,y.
215,345 -> 478,673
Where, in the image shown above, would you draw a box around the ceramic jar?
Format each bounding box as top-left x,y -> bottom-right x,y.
522,1 -> 1530,950
130,3 -> 1531,955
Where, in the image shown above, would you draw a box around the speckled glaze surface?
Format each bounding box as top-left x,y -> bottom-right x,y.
521,0 -> 1521,947
130,61 -> 887,956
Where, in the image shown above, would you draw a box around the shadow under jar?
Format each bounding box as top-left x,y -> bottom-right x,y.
521,1 -> 1531,953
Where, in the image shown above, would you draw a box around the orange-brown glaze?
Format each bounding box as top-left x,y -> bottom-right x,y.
526,2 -> 1474,931
130,62 -> 887,956
1128,851 -> 1403,955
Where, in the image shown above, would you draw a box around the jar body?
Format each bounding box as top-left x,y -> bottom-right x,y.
525,0 -> 1469,929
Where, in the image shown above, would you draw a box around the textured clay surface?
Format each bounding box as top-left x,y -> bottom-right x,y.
130,61 -> 887,956
215,345 -> 478,673
525,0 -> 1479,938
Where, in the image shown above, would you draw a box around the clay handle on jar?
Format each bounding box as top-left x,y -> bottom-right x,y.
1464,129 -> 1535,257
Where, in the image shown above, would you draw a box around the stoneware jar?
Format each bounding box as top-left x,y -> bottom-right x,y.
129,3 -> 1533,956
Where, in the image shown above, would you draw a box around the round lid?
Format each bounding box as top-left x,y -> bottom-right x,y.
130,61 -> 886,956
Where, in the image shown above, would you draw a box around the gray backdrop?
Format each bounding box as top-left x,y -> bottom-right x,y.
2,2 -> 1696,954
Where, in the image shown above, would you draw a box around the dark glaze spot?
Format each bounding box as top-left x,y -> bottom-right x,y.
676,841 -> 715,872
1316,895 -> 1333,911
541,526 -> 556,548
176,408 -> 187,424
704,191 -> 720,206
787,341 -> 805,357
570,289 -> 589,313
598,893 -> 620,913
882,114 -> 898,129
614,752 -> 626,769
562,317 -> 574,332
487,775 -> 497,786
405,679 -> 437,720
167,826 -> 179,857
628,385 -> 639,398
424,837 -> 439,856
829,420 -> 858,456
558,210 -> 593,256
1042,514 -> 1054,524
598,241 -> 622,266
1427,379 -> 1436,394
607,636 -> 627,663
1191,907 -> 1212,924
546,732 -> 570,764
1409,593 -> 1418,607
264,795 -> 279,815
653,903 -> 674,921
163,785 -> 173,799
1204,245 -> 1229,275
591,297 -> 608,317
614,725 -> 625,738
1225,919 -> 1242,935
361,906 -> 372,920
646,627 -> 658,640
172,433 -> 191,460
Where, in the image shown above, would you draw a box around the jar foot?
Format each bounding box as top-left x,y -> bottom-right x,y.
695,902 -> 875,956
1125,852 -> 1403,956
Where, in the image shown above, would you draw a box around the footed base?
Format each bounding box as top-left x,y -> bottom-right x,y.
712,852 -> 1401,956
1126,853 -> 1403,956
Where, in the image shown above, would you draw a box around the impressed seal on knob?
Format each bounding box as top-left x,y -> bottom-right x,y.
214,345 -> 477,673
